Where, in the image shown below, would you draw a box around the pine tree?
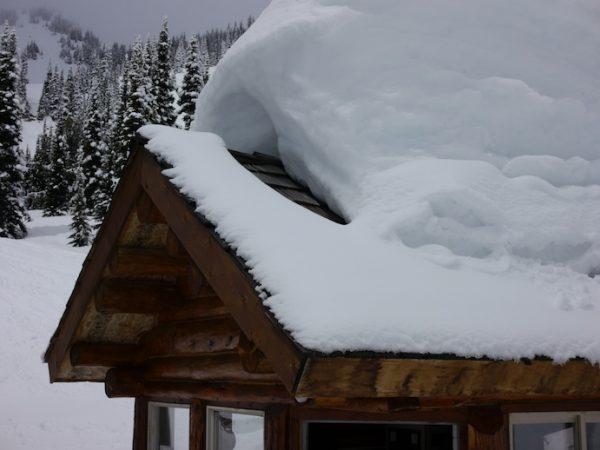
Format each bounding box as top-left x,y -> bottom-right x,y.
43,121 -> 70,216
178,34 -> 202,130
17,54 -> 32,119
154,18 -> 176,126
199,37 -> 210,84
68,154 -> 92,246
0,22 -> 27,238
81,55 -> 112,210
36,64 -> 52,119
26,122 -> 52,208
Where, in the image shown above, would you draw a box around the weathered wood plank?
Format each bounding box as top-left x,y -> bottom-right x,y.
139,149 -> 304,392
238,334 -> 274,374
468,422 -> 508,450
95,279 -> 180,314
136,191 -> 166,224
70,342 -> 141,367
265,406 -> 289,450
144,354 -> 280,383
109,248 -> 189,277
190,400 -> 206,450
297,357 -> 600,399
142,318 -> 240,358
105,367 -> 293,403
132,398 -> 148,450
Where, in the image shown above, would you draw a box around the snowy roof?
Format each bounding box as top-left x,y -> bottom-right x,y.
141,0 -> 600,363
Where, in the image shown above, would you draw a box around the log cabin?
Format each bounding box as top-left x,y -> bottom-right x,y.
44,129 -> 600,450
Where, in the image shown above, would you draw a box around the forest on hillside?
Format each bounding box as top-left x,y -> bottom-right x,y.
0,8 -> 253,245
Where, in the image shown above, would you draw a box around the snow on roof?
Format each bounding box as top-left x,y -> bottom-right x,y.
142,0 -> 600,362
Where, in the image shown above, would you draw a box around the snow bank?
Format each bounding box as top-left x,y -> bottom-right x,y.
153,0 -> 600,361
194,0 -> 600,274
140,126 -> 600,362
0,212 -> 132,450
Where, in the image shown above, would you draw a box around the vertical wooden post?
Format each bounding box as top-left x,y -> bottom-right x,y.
190,400 -> 206,450
132,398 -> 148,450
467,423 -> 509,450
265,405 -> 290,450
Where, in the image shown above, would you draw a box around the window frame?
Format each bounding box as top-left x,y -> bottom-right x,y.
510,411 -> 600,450
205,405 -> 266,450
147,401 -> 191,450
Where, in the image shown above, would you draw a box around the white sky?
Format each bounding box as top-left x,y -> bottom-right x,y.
1,0 -> 271,43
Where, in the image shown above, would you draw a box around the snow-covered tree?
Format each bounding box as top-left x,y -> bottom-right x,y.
43,121 -> 70,216
178,34 -> 203,130
26,121 -> 52,208
36,64 -> 52,119
17,55 -> 32,119
154,18 -> 176,126
0,22 -> 27,238
68,154 -> 92,246
81,55 -> 112,210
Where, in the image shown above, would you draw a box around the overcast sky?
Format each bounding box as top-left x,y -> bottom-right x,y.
2,0 -> 271,43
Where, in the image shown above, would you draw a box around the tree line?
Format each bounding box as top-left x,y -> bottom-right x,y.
0,15 -> 252,245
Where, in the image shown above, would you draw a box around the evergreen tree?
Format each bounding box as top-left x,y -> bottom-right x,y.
68,154 -> 92,246
17,55 -> 32,119
81,56 -> 111,210
36,64 -> 52,119
154,18 -> 176,126
43,121 -> 70,216
121,38 -> 153,154
0,22 -> 27,238
178,34 -> 202,130
26,121 -> 52,208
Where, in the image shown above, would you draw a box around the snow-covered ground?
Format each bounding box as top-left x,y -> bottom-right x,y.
0,212 -> 132,450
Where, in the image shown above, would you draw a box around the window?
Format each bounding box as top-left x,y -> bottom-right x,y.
206,406 -> 264,450
511,412 -> 600,450
304,421 -> 457,450
148,403 -> 190,450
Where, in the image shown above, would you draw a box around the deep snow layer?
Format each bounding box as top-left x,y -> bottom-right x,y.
194,0 -> 600,277
0,212 -> 132,450
140,126 -> 600,362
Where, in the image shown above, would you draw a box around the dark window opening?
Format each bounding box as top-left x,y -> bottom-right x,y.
306,422 -> 455,450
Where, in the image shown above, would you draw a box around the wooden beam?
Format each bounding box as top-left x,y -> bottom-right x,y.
468,422 -> 508,450
95,279 -> 180,314
467,405 -> 504,435
177,265 -> 217,299
105,367 -> 293,403
238,334 -> 274,374
190,400 -> 206,450
139,149 -> 304,393
70,342 -> 141,367
109,248 -> 189,277
44,144 -> 145,381
296,357 -> 600,399
136,191 -> 166,224
142,318 -> 240,358
132,398 -> 149,450
144,354 -> 280,383
95,278 -> 226,322
265,406 -> 289,450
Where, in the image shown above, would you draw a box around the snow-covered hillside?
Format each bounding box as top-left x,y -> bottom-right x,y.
14,12 -> 76,83
0,212 -> 132,450
187,0 -> 600,359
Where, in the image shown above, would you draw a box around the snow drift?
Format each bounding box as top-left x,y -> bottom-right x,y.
164,0 -> 600,359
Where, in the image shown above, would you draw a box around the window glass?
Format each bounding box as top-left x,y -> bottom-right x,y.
587,422 -> 600,450
513,422 -> 575,450
210,409 -> 264,450
149,404 -> 189,450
